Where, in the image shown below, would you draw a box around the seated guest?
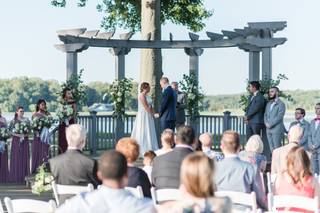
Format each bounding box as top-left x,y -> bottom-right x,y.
155,129 -> 174,156
56,150 -> 155,213
158,152 -> 231,213
274,146 -> 320,211
116,138 -> 151,198
49,124 -> 99,203
239,135 -> 267,172
271,125 -> 303,175
199,132 -> 224,161
215,131 -> 267,209
142,150 -> 156,183
152,125 -> 195,189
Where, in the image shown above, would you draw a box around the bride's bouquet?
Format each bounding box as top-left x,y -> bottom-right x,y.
31,115 -> 55,144
0,127 -> 11,154
56,104 -> 74,126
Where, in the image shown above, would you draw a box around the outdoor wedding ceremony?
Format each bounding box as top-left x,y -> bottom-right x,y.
0,0 -> 320,212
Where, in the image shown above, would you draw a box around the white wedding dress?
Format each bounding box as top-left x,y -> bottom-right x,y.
131,94 -> 158,155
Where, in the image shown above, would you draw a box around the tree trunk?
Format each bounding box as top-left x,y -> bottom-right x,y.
140,0 -> 163,139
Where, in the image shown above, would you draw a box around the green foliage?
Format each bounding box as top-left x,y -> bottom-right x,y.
51,0 -> 213,32
109,78 -> 133,119
179,73 -> 204,121
60,69 -> 87,106
239,74 -> 294,112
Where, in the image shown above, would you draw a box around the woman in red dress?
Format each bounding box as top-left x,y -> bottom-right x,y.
58,88 -> 76,153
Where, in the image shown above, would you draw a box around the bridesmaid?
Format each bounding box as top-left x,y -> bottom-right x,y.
9,106 -> 30,183
31,99 -> 50,174
58,88 -> 76,153
0,108 -> 9,183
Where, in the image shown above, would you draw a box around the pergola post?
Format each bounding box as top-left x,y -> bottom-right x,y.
109,47 -> 131,142
262,47 -> 272,80
249,51 -> 260,81
55,43 -> 89,80
184,47 -> 204,135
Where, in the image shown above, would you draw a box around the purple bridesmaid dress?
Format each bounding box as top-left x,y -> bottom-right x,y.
0,119 -> 9,183
9,129 -> 30,183
31,113 -> 50,174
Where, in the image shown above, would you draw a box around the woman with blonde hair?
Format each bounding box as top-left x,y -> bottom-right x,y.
158,152 -> 231,213
239,134 -> 267,172
274,146 -> 320,212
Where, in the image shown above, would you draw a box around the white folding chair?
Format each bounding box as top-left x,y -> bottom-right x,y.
0,200 -> 4,213
4,197 -> 56,213
266,172 -> 277,193
215,191 -> 257,212
125,186 -> 144,198
51,181 -> 94,206
260,172 -> 266,194
151,187 -> 181,204
268,193 -> 319,213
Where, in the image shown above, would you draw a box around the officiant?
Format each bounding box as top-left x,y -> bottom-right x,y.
171,82 -> 186,130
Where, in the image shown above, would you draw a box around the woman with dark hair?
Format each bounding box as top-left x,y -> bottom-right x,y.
31,99 -> 50,174
58,88 -> 76,153
0,108 -> 9,183
9,106 -> 30,182
130,82 -> 158,155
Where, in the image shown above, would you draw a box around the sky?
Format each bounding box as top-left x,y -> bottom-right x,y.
0,0 -> 319,95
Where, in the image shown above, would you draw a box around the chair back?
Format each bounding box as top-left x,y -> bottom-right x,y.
4,197 -> 56,213
51,181 -> 94,206
215,191 -> 257,212
0,201 -> 4,213
151,187 -> 181,204
268,193 -> 319,213
267,172 -> 277,193
125,186 -> 144,198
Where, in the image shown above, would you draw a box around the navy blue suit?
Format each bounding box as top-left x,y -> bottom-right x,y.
159,86 -> 176,131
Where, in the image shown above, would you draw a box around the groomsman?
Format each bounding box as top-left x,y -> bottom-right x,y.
289,108 -> 310,151
264,87 -> 286,152
244,81 -> 266,139
171,82 -> 186,130
308,103 -> 320,174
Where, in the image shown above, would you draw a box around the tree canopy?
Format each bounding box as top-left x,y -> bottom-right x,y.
51,0 -> 213,32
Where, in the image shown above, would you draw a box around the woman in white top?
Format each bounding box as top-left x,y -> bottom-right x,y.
131,82 -> 158,155
155,129 -> 174,156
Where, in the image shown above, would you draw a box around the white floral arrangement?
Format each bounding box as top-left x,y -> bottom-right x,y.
0,127 -> 11,154
10,120 -> 31,135
109,78 -> 133,120
56,104 -> 74,126
31,115 -> 55,144
31,164 -> 54,195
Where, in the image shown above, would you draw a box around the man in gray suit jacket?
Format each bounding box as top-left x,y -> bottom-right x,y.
215,131 -> 267,209
151,125 -> 195,189
264,86 -> 286,152
289,108 -> 310,151
49,124 -> 100,203
308,103 -> 320,174
172,82 -> 186,130
244,81 -> 266,139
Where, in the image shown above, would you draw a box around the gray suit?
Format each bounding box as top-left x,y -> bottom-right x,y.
289,119 -> 310,150
245,92 -> 266,139
264,99 -> 286,152
151,147 -> 193,189
49,150 -> 100,204
308,120 -> 320,174
215,157 -> 267,209
175,91 -> 186,129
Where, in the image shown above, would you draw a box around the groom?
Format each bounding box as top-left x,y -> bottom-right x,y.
155,77 -> 176,132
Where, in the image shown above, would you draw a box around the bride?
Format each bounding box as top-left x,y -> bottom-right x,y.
131,82 -> 159,155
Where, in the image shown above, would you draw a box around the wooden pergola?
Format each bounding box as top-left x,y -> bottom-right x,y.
55,21 -> 287,140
